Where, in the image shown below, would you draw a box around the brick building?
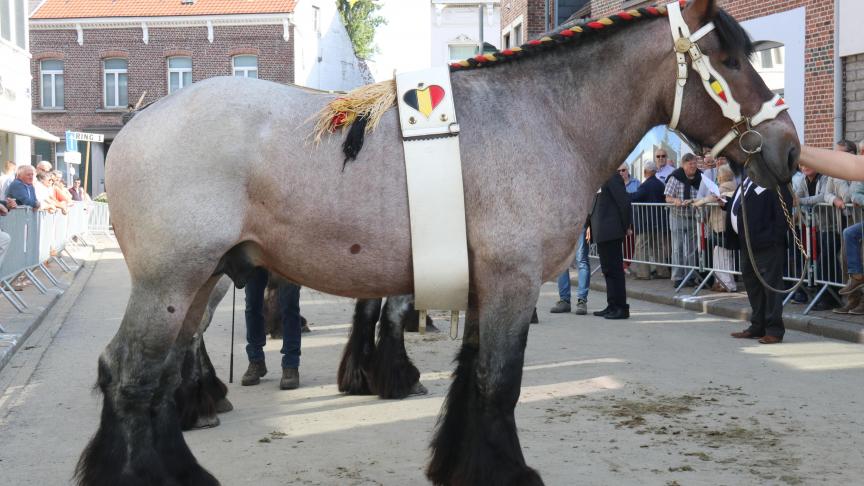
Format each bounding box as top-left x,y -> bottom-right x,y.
28,0 -> 369,195
500,0 -> 864,151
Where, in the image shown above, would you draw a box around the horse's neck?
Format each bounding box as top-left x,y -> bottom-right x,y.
452,19 -> 672,178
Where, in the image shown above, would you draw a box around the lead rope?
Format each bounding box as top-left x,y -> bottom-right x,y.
739,175 -> 808,294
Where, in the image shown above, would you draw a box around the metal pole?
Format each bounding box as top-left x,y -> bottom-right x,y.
229,285 -> 236,383
544,0 -> 549,33
478,3 -> 484,55
83,141 -> 91,198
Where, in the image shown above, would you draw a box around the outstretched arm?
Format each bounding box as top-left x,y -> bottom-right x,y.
799,145 -> 864,181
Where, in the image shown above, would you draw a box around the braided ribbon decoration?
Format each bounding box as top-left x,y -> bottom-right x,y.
449,0 -> 686,72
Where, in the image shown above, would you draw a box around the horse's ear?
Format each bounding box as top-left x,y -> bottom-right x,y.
685,0 -> 717,22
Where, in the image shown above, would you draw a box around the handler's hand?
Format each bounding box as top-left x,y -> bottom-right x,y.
585,227 -> 591,242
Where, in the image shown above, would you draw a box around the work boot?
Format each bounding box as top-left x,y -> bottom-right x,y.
839,274 -> 864,295
833,290 -> 863,314
574,299 -> 587,315
549,300 -> 571,313
604,305 -> 630,320
241,361 -> 267,386
280,368 -> 300,390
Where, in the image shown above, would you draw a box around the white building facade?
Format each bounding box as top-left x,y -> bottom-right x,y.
0,0 -> 57,166
431,0 -> 500,67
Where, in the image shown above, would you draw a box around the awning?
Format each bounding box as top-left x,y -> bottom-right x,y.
0,115 -> 60,142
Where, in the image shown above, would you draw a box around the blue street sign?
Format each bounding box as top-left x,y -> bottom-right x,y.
65,131 -> 78,153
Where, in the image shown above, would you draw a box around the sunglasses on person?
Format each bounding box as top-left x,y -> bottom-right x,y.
617,169 -> 627,173
656,155 -> 667,159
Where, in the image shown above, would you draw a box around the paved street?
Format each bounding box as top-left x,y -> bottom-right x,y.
2,242 -> 864,485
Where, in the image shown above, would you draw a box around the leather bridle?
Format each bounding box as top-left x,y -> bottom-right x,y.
666,1 -> 789,160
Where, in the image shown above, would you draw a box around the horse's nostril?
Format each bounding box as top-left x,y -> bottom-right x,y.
787,146 -> 799,172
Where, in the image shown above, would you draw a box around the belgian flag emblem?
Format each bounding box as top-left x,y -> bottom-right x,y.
403,85 -> 446,118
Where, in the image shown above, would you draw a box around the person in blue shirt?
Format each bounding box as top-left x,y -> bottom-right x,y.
6,165 -> 40,208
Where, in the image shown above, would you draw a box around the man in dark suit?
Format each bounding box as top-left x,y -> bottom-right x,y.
629,161 -> 670,280
588,172 -> 632,320
725,176 -> 791,344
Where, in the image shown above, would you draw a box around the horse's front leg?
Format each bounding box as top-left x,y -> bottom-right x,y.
337,298 -> 381,394
371,295 -> 426,398
75,277 -> 220,486
427,273 -> 544,486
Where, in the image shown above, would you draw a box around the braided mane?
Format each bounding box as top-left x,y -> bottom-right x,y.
449,1 -> 679,72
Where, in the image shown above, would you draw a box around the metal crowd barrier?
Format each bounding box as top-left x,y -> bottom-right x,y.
588,201 -> 858,315
0,202 -> 109,314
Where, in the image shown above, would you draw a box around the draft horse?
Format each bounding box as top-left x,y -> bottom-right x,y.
76,1 -> 799,484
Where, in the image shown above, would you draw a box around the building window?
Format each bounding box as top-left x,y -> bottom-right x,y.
313,6 -> 321,34
513,23 -> 522,46
0,1 -> 10,43
168,57 -> 192,94
233,55 -> 258,78
14,0 -> 24,48
503,32 -> 510,49
448,44 -> 479,63
104,58 -> 129,108
40,59 -> 64,109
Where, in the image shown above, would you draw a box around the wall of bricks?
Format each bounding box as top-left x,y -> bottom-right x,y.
30,24 -> 295,138
502,0 -> 553,41
844,53 -> 864,145
718,0 -> 836,148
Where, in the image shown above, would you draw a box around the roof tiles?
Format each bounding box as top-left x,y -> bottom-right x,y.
31,0 -> 297,20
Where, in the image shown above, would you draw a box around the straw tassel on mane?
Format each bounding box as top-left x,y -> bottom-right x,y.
310,80 -> 397,166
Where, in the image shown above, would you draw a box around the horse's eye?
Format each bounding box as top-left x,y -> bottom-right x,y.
722,56 -> 741,70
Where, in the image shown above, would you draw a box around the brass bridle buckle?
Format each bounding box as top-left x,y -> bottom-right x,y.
674,37 -> 692,53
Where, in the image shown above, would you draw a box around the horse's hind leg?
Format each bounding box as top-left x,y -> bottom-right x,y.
427,277 -> 544,486
176,277 -> 232,430
370,295 -> 426,398
337,298 -> 381,394
75,275 -> 221,486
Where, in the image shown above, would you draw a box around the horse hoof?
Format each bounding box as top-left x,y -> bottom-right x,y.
215,397 -> 234,414
409,382 -> 428,396
191,414 -> 220,430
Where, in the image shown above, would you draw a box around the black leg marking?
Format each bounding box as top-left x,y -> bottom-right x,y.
75,359 -> 220,486
427,344 -> 544,486
337,298 -> 380,395
370,296 -> 422,399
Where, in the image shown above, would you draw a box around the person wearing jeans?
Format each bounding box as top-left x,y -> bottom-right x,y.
550,228 -> 591,315
242,267 -> 303,390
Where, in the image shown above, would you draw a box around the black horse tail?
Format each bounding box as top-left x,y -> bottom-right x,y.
341,115 -> 369,170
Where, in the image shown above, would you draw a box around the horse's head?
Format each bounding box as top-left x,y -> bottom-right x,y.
668,0 -> 799,188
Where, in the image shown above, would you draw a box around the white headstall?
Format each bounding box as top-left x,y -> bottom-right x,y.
666,1 -> 789,158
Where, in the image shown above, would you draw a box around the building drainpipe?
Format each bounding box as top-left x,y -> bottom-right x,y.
478,3 -> 484,54
544,0 -> 549,33
834,0 -> 843,142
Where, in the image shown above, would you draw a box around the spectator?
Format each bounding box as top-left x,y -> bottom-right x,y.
241,268 -> 303,390
51,171 -> 73,205
618,163 -> 639,272
794,163 -> 844,309
630,161 -> 670,280
0,203 -> 11,272
619,163 -> 640,193
36,160 -> 52,176
588,173 -> 632,320
35,172 -> 64,213
664,153 -> 702,288
654,149 -> 674,184
0,161 -> 16,199
694,165 -> 737,292
6,165 -> 40,209
550,228 -> 591,315
69,178 -> 90,202
727,177 -> 792,344
834,140 -> 864,313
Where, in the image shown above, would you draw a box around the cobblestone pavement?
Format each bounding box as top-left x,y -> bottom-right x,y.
1,241 -> 863,485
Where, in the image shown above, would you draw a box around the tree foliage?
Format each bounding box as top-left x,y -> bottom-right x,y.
337,0 -> 386,59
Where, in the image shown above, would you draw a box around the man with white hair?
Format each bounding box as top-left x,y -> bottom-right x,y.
629,161 -> 670,279
654,149 -> 675,184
